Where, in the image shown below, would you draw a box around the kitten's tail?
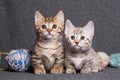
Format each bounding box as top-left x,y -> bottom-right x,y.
97,52 -> 110,67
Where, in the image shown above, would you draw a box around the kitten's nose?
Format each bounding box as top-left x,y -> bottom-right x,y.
47,29 -> 52,34
75,41 -> 79,45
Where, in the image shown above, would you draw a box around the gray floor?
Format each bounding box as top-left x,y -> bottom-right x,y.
0,67 -> 120,80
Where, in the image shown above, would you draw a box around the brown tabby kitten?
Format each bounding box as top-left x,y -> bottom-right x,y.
65,19 -> 107,74
32,10 -> 64,74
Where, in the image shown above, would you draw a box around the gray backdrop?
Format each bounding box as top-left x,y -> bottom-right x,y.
0,0 -> 120,80
0,0 -> 120,55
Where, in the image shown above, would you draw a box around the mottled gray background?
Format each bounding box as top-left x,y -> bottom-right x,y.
0,0 -> 120,80
0,0 -> 120,55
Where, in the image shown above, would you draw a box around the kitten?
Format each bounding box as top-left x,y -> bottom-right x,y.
32,10 -> 64,74
64,19 -> 108,74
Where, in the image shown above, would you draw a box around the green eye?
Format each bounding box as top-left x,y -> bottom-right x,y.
42,25 -> 47,29
71,36 -> 75,40
52,24 -> 57,29
80,36 -> 85,40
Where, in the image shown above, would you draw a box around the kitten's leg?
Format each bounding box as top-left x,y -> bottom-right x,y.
92,52 -> 109,71
91,62 -> 104,73
91,65 -> 103,73
66,64 -> 76,74
81,55 -> 103,73
91,58 -> 104,73
81,61 -> 92,74
65,59 -> 76,74
32,53 -> 46,75
51,53 -> 64,74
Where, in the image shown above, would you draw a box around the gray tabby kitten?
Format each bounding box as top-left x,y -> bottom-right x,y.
65,19 -> 107,74
32,10 -> 64,74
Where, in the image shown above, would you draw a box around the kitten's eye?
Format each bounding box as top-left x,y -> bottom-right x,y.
42,25 -> 47,29
52,24 -> 57,29
71,36 -> 75,40
80,36 -> 85,40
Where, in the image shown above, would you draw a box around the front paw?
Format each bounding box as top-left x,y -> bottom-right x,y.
51,64 -> 63,74
66,68 -> 76,74
34,66 -> 46,75
81,68 -> 91,74
91,67 -> 103,73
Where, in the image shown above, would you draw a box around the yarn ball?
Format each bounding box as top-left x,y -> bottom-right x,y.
5,49 -> 31,71
110,53 -> 120,68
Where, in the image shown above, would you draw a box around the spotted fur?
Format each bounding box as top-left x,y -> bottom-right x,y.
32,10 -> 64,74
64,19 -> 108,74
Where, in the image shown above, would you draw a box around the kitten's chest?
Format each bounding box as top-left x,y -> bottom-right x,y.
40,41 -> 62,61
71,56 -> 86,69
42,49 -> 57,69
43,49 -> 56,62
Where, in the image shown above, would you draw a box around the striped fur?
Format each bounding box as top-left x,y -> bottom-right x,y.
64,20 -> 108,74
32,10 -> 64,74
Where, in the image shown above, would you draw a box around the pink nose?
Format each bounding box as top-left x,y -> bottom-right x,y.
75,41 -> 79,45
47,29 -> 52,34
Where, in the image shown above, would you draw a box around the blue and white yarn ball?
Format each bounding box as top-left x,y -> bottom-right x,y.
5,49 -> 31,71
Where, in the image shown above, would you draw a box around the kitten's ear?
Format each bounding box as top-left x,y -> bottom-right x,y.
65,19 -> 74,36
83,20 -> 94,36
35,11 -> 45,25
54,10 -> 64,24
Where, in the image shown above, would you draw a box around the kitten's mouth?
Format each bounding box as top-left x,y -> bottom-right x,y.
47,34 -> 53,37
73,45 -> 81,49
45,34 -> 54,39
72,45 -> 89,52
71,45 -> 81,52
47,32 -> 53,35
